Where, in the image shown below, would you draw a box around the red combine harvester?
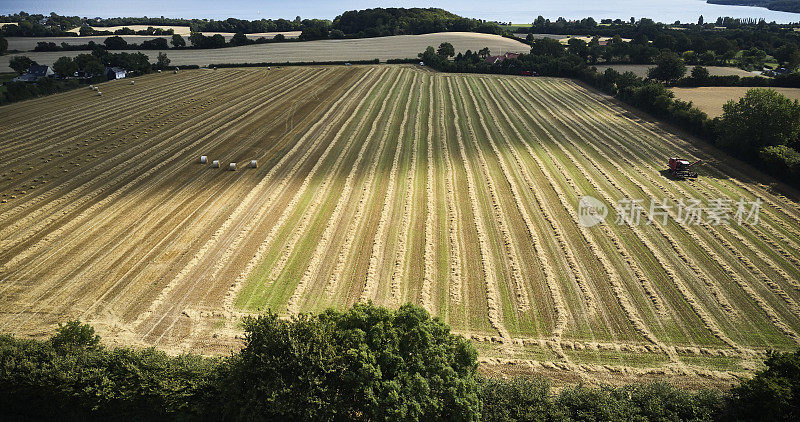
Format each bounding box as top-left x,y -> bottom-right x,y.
668,158 -> 701,179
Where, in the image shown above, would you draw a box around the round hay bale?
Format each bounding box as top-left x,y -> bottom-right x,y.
97,91 -> 102,96
229,162 -> 237,171
158,69 -> 162,73
173,69 -> 178,74
200,155 -> 208,164
130,80 -> 135,85
250,160 -> 257,168
211,160 -> 220,168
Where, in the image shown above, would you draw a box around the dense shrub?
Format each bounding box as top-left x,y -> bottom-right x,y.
726,349 -> 800,421
1,308 -> 800,420
760,145 -> 800,184
209,303 -> 480,421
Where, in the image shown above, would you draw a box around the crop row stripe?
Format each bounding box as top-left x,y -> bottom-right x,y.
225,67 -> 387,311
362,72 -> 418,303
445,77 -> 511,342
390,74 -> 425,308
318,70 -> 410,306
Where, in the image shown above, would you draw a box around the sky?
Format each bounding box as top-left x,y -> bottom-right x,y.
2,0 -> 799,23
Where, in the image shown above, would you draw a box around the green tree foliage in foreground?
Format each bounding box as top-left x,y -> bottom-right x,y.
726,349 -> 800,421
210,304 -> 480,420
1,304 -> 799,420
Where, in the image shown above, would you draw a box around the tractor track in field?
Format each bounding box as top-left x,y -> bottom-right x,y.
324,72 -> 406,302
0,72 -> 267,253
279,70 -> 404,315
421,77 -> 438,312
435,80 -> 465,307
0,70 -> 306,276
501,79 -> 673,359
555,81 -> 800,335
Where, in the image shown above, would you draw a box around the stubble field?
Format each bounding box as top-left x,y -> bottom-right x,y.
1,65 -> 799,383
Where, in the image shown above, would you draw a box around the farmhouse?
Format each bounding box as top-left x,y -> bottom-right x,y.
105,67 -> 127,80
12,64 -> 54,82
485,52 -> 520,64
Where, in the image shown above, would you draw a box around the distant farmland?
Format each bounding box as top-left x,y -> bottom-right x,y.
672,86 -> 800,117
1,65 -> 799,383
0,32 -> 529,71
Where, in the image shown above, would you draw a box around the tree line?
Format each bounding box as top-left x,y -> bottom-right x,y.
1,303 -> 798,420
520,16 -> 800,72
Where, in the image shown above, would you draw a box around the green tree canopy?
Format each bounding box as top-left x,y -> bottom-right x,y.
211,303 -> 480,421
103,35 -> 128,49
530,37 -> 564,57
437,42 -> 455,58
52,56 -> 77,78
8,55 -> 36,74
73,53 -> 104,76
156,52 -> 170,69
647,50 -> 686,82
170,33 -> 186,48
718,88 -> 800,153
691,65 -> 710,80
726,349 -> 800,421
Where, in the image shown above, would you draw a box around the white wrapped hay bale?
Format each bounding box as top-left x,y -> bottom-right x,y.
211,160 -> 220,168
250,160 -> 257,168
229,162 -> 236,171
200,155 -> 207,164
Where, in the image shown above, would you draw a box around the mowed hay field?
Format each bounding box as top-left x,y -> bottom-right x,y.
672,86 -> 800,117
2,66 -> 800,382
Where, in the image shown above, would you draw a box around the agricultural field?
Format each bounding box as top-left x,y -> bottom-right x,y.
595,64 -> 758,78
5,32 -> 302,52
1,65 -> 800,383
0,32 -> 529,71
671,86 -> 800,117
